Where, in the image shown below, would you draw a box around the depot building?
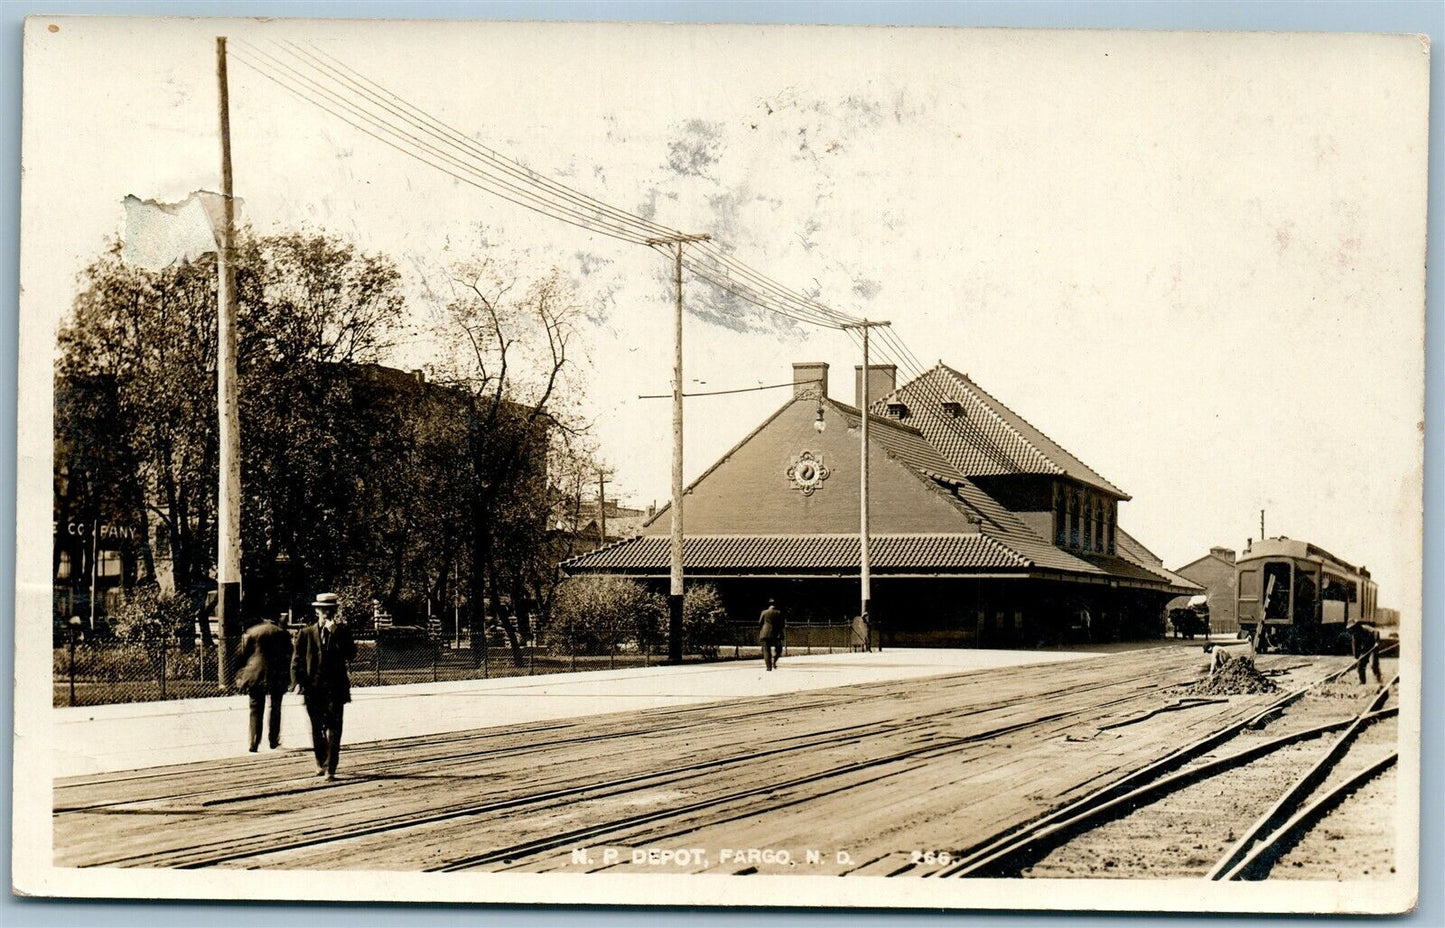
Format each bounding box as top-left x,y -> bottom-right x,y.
561,362 -> 1198,647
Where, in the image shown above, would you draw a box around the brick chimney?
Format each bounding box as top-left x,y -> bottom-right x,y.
793,361 -> 829,399
855,364 -> 897,408
1211,546 -> 1236,563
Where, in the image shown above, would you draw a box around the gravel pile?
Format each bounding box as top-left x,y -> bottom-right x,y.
1177,654 -> 1279,696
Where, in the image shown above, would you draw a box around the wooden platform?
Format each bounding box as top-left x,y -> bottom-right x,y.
54,649 -> 1349,874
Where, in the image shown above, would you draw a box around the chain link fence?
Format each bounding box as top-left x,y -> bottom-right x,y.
51,619 -> 859,707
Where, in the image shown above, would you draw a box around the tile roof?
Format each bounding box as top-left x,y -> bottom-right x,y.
877,365 -> 1129,500
561,529 -> 1196,592
826,400 -> 968,480
1114,528 -> 1202,591
561,533 -> 1029,573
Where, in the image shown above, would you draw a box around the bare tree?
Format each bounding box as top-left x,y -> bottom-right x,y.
434,258 -> 590,665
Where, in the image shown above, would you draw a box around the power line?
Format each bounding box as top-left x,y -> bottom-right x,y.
236,42 -> 1027,477
230,44 -> 656,245
637,378 -> 823,399
231,39 -> 870,332
281,41 -> 679,243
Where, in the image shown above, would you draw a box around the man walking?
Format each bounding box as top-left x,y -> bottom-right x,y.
758,598 -> 785,671
1347,619 -> 1383,685
291,592 -> 355,780
234,614 -> 293,752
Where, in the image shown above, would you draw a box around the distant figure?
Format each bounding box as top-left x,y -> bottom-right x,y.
234,615 -> 294,752
1348,620 -> 1383,685
291,593 -> 355,780
758,599 -> 785,671
854,612 -> 872,652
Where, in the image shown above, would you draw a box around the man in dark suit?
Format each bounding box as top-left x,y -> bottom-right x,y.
758,599 -> 785,671
234,614 -> 294,752
1348,620 -> 1383,685
291,592 -> 355,780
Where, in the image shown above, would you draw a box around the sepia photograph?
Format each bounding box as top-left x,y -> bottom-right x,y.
10,11 -> 1429,915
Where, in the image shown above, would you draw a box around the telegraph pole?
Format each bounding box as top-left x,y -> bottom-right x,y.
1260,509 -> 1265,541
597,470 -> 609,546
215,36 -> 243,688
646,232 -> 710,663
842,320 -> 890,652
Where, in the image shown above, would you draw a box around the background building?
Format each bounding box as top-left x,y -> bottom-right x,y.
1166,546 -> 1241,635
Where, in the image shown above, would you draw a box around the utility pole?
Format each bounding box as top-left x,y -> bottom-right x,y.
215,36 -> 242,688
597,470 -> 609,546
1260,509 -> 1266,541
842,320 -> 890,652
645,232 -> 710,663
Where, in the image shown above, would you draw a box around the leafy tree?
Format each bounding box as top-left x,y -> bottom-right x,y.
550,575 -> 665,656
110,584 -> 193,688
683,584 -> 729,660
56,232 -> 408,634
58,248 -> 225,642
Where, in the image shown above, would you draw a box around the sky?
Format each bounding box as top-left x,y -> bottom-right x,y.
19,16 -> 1428,620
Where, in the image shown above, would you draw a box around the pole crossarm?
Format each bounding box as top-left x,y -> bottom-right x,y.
645,233 -> 712,246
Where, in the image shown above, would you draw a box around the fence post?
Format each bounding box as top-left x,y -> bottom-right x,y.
68,631 -> 78,707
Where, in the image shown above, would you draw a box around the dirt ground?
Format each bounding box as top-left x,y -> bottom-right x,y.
1021,662 -> 1398,880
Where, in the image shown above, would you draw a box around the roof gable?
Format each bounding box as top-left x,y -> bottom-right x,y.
641,396 -> 983,537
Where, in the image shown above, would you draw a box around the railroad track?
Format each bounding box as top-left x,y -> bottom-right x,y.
929,656 -> 1399,880
58,652 -> 1212,870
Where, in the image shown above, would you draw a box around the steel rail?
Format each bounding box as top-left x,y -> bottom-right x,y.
1204,674 -> 1397,880
430,668 -> 1201,872
88,664 -> 1192,869
1220,751 -> 1398,880
937,707 -> 1396,878
933,655 -> 1378,878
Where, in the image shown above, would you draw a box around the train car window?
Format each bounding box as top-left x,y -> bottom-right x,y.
1263,562 -> 1291,619
1347,580 -> 1358,603
1323,577 -> 1348,601
1293,566 -> 1317,625
1238,569 -> 1258,598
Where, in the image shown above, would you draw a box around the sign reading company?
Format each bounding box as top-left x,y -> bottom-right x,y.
60,521 -> 140,543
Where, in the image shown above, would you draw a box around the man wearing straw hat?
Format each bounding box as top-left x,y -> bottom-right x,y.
291,592 -> 355,780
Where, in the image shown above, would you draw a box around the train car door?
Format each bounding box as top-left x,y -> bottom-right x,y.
1262,562 -> 1292,624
